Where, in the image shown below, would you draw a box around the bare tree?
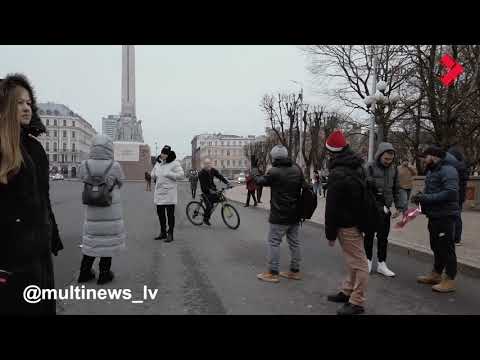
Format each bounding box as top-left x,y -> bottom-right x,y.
243,135 -> 276,172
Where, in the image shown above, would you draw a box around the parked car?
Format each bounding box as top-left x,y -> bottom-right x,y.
52,173 -> 64,181
237,174 -> 246,184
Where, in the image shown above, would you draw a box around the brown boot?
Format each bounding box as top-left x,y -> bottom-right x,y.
279,271 -> 302,280
417,272 -> 442,285
432,277 -> 456,293
257,272 -> 280,283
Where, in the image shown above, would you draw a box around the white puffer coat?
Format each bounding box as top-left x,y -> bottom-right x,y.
151,151 -> 184,205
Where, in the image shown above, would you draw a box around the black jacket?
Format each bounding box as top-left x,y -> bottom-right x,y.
254,158 -> 303,225
198,168 -> 229,194
325,147 -> 365,241
420,159 -> 460,219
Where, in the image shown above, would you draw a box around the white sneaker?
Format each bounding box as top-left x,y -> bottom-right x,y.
377,262 -> 395,277
368,260 -> 372,274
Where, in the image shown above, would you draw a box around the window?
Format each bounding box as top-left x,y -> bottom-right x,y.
214,160 -> 217,166
72,121 -> 76,127
221,160 -> 224,167
63,143 -> 67,151
72,143 -> 76,152
72,131 -> 75,139
46,142 -> 50,151
53,154 -> 57,162
63,131 -> 67,138
63,120 -> 67,127
54,119 -> 57,126
46,119 -> 50,126
208,142 -> 212,146
221,141 -> 224,146
208,149 -> 211,155
227,150 -> 230,156
53,130 -> 57,137
53,142 -> 57,151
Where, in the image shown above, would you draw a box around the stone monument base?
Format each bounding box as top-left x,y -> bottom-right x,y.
113,141 -> 152,181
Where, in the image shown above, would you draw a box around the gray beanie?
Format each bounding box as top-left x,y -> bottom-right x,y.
270,145 -> 288,160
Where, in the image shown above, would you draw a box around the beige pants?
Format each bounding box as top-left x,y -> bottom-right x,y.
338,227 -> 369,306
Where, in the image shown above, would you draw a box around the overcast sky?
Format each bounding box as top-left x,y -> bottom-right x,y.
0,45 -> 331,159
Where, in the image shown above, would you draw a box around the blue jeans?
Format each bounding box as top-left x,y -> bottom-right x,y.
399,188 -> 412,207
267,223 -> 301,274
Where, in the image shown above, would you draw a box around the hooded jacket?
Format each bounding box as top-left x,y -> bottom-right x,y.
420,159 -> 460,219
151,150 -> 184,205
325,146 -> 366,241
365,142 -> 404,211
445,150 -> 469,204
254,157 -> 304,225
79,135 -> 126,258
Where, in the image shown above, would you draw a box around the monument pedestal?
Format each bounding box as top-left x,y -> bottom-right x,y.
113,141 -> 152,180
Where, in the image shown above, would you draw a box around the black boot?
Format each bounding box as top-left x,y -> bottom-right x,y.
165,231 -> 174,243
327,292 -> 350,303
97,270 -> 115,285
154,232 -> 167,240
337,303 -> 365,315
78,269 -> 95,283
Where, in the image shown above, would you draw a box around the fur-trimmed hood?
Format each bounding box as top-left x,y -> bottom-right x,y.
1,73 -> 46,137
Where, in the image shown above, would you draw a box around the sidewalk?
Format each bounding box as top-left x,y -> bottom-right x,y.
226,185 -> 480,271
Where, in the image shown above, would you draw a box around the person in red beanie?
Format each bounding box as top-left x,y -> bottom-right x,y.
324,130 -> 369,315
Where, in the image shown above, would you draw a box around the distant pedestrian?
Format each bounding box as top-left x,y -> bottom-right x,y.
145,171 -> 152,192
321,170 -> 329,197
78,135 -> 126,285
151,145 -> 184,242
0,74 -> 63,315
313,171 -> 320,196
413,146 -> 459,293
189,169 -> 199,198
364,142 -> 406,277
256,166 -> 264,203
397,159 -> 417,205
324,130 -> 369,315
253,145 -> 305,283
445,147 -> 469,246
245,172 -> 258,207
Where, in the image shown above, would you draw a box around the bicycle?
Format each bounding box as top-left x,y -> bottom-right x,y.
186,186 -> 240,229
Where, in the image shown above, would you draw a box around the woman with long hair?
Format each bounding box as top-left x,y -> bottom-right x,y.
0,74 -> 63,315
151,145 -> 184,242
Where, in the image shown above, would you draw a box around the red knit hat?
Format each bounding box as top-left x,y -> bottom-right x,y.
326,130 -> 347,152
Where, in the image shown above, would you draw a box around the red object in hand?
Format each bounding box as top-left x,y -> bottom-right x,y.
394,206 -> 422,229
0,277 -> 7,284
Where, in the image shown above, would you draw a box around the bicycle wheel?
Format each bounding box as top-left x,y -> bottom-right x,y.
186,201 -> 206,226
221,203 -> 240,230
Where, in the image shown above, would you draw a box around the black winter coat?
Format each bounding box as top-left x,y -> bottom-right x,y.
254,158 -> 304,225
0,124 -> 63,315
444,151 -> 469,205
420,159 -> 460,219
198,168 -> 229,195
325,148 -> 365,241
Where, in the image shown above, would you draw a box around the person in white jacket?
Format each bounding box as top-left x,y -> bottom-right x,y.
151,145 -> 184,242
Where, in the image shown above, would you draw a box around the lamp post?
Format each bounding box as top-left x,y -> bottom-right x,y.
290,80 -> 305,169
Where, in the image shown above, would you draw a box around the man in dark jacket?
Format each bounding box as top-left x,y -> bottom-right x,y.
324,130 -> 368,315
198,158 -> 230,226
253,145 -> 304,283
445,147 -> 469,245
364,142 -> 406,277
413,146 -> 459,293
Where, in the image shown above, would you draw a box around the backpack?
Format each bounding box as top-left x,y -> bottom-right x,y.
295,165 -> 318,221
350,167 -> 381,234
82,160 -> 115,207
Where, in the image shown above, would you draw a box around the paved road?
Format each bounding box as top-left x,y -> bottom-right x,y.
49,181 -> 480,315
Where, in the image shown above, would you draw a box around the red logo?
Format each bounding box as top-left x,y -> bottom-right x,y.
440,54 -> 464,87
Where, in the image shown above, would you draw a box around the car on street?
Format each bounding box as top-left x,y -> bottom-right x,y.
51,173 -> 64,181
237,173 -> 246,184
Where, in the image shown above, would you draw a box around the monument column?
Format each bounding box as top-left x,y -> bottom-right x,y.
121,45 -> 136,117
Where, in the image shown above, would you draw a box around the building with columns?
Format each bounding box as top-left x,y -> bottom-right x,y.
191,133 -> 257,179
37,102 -> 97,177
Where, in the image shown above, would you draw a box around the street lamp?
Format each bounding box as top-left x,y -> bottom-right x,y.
290,80 -> 305,168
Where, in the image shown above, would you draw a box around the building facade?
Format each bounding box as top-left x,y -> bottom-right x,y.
191,133 -> 257,178
180,156 -> 192,174
102,114 -> 120,139
37,103 -> 97,177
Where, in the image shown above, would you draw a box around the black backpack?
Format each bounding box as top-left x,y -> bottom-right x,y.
82,160 -> 115,207
349,167 -> 381,234
295,165 -> 318,221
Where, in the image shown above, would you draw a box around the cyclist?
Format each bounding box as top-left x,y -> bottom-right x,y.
189,169 -> 199,198
198,158 -> 231,226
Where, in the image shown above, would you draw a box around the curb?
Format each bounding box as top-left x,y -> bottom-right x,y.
227,195 -> 480,278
